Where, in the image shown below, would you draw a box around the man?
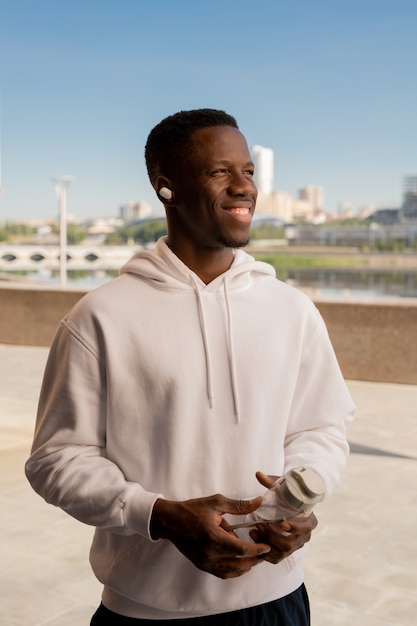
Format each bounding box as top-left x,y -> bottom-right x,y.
26,109 -> 355,625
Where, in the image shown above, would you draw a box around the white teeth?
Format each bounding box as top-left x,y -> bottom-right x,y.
229,208 -> 249,215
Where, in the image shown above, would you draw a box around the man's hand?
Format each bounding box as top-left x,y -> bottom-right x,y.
150,494 -> 271,579
248,471 -> 318,564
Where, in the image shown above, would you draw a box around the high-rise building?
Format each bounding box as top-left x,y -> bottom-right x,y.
251,145 -> 274,194
402,176 -> 417,221
298,185 -> 323,213
403,175 -> 417,193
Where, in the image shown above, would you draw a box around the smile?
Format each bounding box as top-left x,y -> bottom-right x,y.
222,206 -> 253,223
223,207 -> 251,215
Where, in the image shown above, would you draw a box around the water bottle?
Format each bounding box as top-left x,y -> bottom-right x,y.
229,466 -> 325,531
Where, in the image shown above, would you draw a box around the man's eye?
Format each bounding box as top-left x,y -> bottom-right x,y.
211,168 -> 228,175
245,170 -> 254,177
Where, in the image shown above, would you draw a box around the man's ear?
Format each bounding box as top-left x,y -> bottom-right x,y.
155,177 -> 174,204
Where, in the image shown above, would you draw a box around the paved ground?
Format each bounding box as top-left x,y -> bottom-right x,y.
1,344 -> 416,626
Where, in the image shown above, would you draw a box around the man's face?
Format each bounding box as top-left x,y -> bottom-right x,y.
169,125 -> 258,251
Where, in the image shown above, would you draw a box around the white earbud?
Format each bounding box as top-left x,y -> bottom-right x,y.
159,187 -> 173,201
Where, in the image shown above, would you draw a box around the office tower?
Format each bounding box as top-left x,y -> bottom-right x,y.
251,145 -> 274,194
402,175 -> 417,221
403,175 -> 417,193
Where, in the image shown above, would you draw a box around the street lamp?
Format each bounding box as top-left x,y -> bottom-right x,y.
51,175 -> 75,288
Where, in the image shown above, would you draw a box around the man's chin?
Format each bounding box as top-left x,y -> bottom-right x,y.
219,236 -> 250,249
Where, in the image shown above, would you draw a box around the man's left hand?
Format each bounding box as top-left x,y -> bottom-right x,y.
248,513 -> 317,564
248,470 -> 318,564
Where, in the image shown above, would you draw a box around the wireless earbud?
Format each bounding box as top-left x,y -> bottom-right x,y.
159,187 -> 173,201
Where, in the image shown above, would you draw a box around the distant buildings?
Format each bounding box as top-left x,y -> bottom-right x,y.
404,175 -> 417,192
369,208 -> 400,226
298,185 -> 323,214
254,190 -> 294,223
119,200 -> 152,222
250,144 -> 324,224
370,175 -> 417,226
401,176 -> 417,222
251,143 -> 417,227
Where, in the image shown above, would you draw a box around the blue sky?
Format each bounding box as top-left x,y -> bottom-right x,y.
0,0 -> 416,221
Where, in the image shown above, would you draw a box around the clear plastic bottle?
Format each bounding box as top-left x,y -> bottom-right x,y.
229,466 -> 325,531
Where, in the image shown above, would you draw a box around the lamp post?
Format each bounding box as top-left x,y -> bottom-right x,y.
52,176 -> 75,288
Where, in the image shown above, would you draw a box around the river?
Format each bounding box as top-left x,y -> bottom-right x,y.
2,266 -> 417,301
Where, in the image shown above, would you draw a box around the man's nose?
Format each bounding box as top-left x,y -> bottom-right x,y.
228,171 -> 257,196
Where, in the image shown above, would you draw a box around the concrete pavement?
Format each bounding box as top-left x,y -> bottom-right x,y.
1,344 -> 416,625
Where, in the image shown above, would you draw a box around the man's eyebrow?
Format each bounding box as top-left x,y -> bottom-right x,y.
211,159 -> 230,165
210,159 -> 255,167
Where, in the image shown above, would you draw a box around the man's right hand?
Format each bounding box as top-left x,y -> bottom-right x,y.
150,494 -> 271,579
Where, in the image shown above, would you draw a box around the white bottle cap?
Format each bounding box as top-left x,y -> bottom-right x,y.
280,467 -> 325,513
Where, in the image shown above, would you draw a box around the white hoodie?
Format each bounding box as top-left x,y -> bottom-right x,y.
26,238 -> 355,619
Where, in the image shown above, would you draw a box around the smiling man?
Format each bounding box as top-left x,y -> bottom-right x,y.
149,112 -> 258,283
26,109 -> 355,625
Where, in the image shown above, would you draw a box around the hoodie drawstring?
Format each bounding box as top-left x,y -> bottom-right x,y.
224,276 -> 241,423
190,275 -> 240,423
190,276 -> 214,410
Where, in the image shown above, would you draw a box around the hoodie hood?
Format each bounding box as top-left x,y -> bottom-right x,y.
120,237 -> 275,422
120,237 -> 275,292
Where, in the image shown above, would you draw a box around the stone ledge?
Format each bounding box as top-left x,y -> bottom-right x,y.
315,300 -> 417,384
1,286 -> 416,384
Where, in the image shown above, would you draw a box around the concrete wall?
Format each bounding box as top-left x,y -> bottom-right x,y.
316,301 -> 417,385
1,285 -> 416,384
0,286 -> 85,348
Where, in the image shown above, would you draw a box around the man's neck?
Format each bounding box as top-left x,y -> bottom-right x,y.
166,239 -> 235,284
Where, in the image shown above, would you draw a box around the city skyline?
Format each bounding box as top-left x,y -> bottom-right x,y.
0,1 -> 416,222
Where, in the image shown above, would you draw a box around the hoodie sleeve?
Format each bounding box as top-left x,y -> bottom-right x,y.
25,321 -> 162,539
283,310 -> 356,497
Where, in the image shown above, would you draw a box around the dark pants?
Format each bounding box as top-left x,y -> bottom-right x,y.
90,584 -> 310,625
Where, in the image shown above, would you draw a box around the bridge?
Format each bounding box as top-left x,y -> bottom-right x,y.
0,243 -> 143,271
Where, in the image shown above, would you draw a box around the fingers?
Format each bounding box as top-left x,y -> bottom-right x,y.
215,493 -> 263,517
185,529 -> 270,579
218,519 -> 271,558
249,513 -> 318,564
161,494 -> 272,578
291,512 -> 318,533
249,524 -> 302,564
255,470 -> 278,489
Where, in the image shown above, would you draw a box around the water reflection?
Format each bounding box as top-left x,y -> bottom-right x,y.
2,268 -> 417,300
282,269 -> 417,300
0,268 -> 118,289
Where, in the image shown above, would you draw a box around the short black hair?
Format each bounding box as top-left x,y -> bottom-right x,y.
145,108 -> 239,184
